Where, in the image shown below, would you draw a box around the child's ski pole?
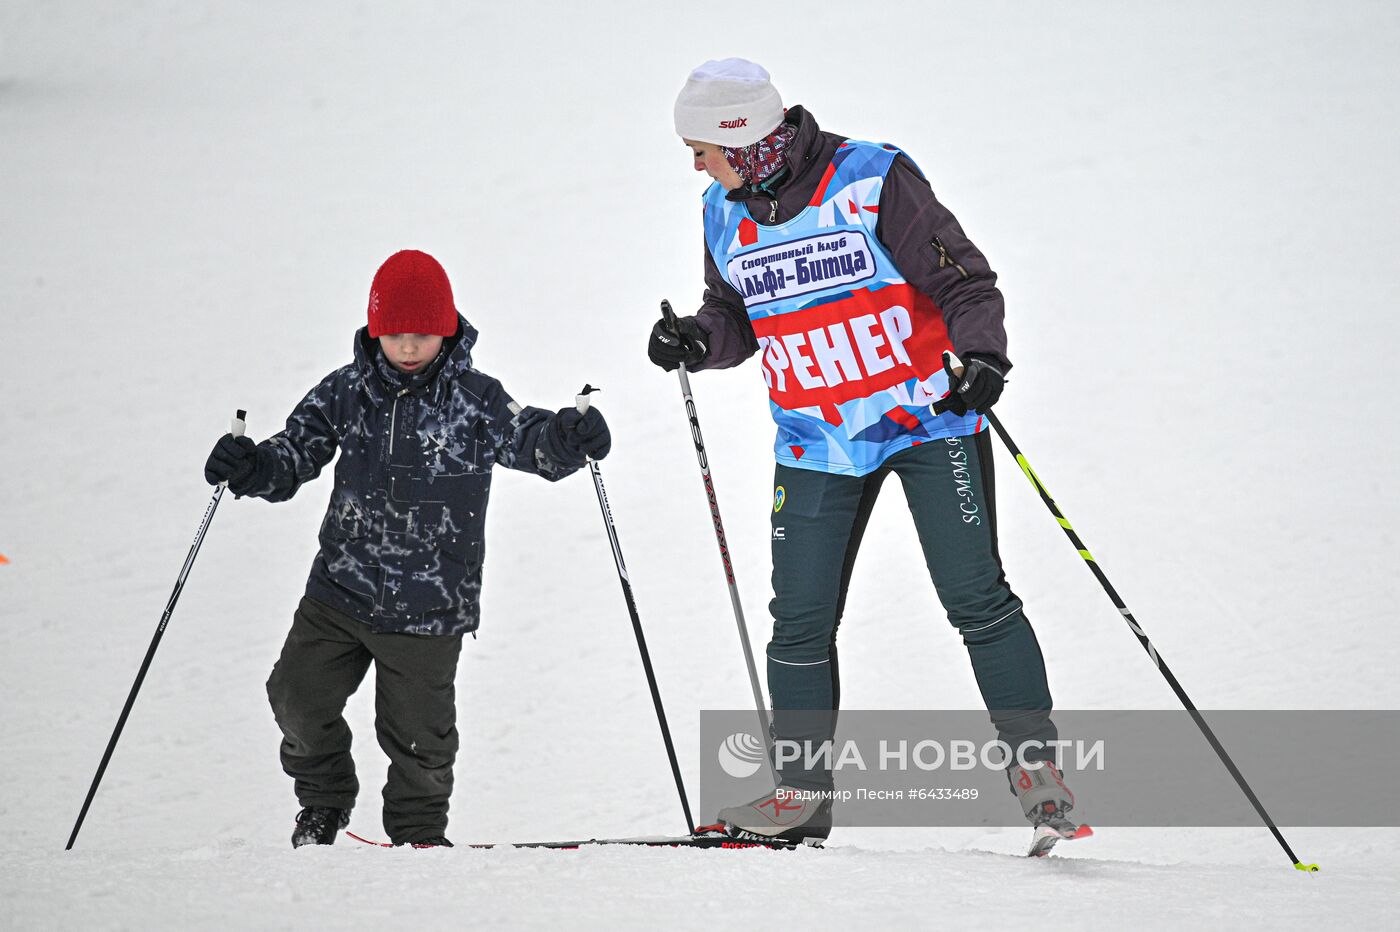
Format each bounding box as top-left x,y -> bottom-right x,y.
66,410 -> 247,850
659,300 -> 774,777
576,386 -> 695,835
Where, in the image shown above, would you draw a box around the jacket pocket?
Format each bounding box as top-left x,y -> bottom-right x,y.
322,491 -> 371,541
322,512 -> 368,541
317,504 -> 378,602
931,235 -> 970,280
390,533 -> 484,617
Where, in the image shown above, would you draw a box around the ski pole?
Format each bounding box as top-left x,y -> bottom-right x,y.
576,386 -> 695,835
66,409 -> 247,850
938,352 -> 1317,873
659,300 -> 774,776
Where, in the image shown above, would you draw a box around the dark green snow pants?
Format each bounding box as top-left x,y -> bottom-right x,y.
767,432 -> 1056,790
266,597 -> 462,844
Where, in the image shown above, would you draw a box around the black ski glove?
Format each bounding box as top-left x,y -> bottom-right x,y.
647,315 -> 710,372
204,433 -> 259,488
541,406 -> 611,467
932,353 -> 1006,417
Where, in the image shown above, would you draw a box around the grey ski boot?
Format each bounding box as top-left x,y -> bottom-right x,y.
715,787 -> 832,846
1009,763 -> 1093,856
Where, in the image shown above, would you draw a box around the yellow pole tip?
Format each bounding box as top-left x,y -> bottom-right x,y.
1294,862 -> 1320,872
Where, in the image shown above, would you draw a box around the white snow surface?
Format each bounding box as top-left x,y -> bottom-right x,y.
3,1 -> 1398,929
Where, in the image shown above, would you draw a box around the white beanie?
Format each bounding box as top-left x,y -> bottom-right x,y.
673,58 -> 784,148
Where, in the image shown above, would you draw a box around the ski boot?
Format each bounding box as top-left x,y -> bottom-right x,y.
714,786 -> 832,846
291,806 -> 351,848
1009,762 -> 1093,857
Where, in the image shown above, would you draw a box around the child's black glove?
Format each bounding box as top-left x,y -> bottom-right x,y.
543,407 -> 611,466
204,433 -> 259,488
647,315 -> 709,372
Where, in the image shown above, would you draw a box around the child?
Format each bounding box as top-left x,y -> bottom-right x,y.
204,249 -> 610,848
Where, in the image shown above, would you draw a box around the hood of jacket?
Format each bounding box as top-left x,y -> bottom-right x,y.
351,312 -> 480,407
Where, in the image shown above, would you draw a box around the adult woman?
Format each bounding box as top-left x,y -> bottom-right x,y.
648,59 -> 1082,852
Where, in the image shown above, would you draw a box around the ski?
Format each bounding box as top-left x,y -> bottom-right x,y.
346,832 -> 441,849
345,825 -> 805,851
1027,820 -> 1094,858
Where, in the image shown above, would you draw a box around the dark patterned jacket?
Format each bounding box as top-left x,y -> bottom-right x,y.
231,315 -> 576,636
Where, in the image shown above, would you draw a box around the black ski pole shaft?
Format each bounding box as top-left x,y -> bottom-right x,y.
659,300 -> 774,775
575,386 -> 695,835
66,409 -> 247,851
941,353 -> 1316,873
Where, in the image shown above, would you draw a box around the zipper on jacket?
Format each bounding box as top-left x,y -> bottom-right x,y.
388,388 -> 410,456
932,236 -> 969,280
767,196 -> 778,223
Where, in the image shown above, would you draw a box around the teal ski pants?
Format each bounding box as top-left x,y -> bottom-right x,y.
767,431 -> 1056,789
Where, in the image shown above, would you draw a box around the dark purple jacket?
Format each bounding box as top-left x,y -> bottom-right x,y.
692,106 -> 1011,374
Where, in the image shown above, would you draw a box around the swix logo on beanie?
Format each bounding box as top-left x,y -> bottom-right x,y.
367,250 -> 458,338
719,117 -> 749,129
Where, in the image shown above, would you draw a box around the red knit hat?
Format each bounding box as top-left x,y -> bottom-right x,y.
367,250 -> 458,338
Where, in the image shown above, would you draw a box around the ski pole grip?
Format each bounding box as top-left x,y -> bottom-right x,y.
930,352 -> 968,417
660,299 -> 678,333
576,384 -> 598,415
231,409 -> 247,438
941,350 -> 965,381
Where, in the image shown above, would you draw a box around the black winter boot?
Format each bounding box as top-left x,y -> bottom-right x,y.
291,806 -> 350,848
404,836 -> 454,848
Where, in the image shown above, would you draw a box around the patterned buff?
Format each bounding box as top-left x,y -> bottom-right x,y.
724,122 -> 797,186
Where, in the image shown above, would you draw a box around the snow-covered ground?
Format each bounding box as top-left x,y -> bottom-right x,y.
3,1 -> 1397,928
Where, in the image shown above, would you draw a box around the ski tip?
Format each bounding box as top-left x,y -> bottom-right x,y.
345,830 -> 393,848
1294,861 -> 1320,873
0,553 -> 9,565
1028,822 -> 1093,857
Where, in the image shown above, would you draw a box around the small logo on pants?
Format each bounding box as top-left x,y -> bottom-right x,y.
773,486 -> 786,512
